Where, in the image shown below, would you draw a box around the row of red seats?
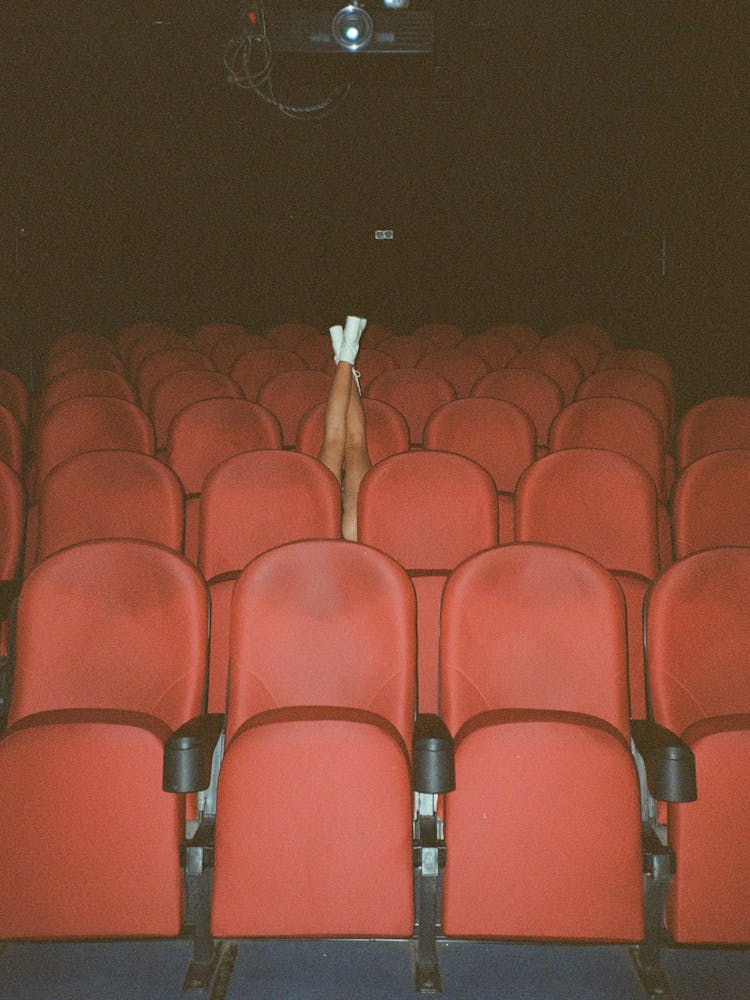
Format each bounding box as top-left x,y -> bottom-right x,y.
0,535 -> 745,993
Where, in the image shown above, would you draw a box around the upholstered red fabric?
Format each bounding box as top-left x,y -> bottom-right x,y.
256,370 -> 332,447
378,334 -> 431,368
672,449 -> 750,558
366,369 -> 456,446
646,548 -> 750,943
440,544 -> 643,941
34,449 -> 184,566
264,322 -> 320,351
358,450 -> 498,712
43,346 -> 124,383
424,398 -> 536,542
515,449 -> 661,718
0,404 -> 24,474
576,368 -> 673,442
0,368 -> 30,428
230,348 -> 306,401
149,369 -> 242,450
418,349 -> 490,397
541,330 -> 602,376
0,460 -> 24,582
460,332 -> 519,370
31,395 -> 155,501
136,347 -> 214,409
412,323 -> 465,349
0,539 -> 209,939
550,397 -> 667,500
40,368 -> 136,415
676,395 -> 750,469
199,450 -> 341,711
508,344 -> 584,406
472,368 -> 563,450
211,540 -> 416,937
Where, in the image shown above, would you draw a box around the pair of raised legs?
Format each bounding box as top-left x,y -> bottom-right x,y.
317,316 -> 371,541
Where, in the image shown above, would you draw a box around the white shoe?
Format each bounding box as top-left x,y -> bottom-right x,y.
339,315 -> 366,365
329,324 -> 344,364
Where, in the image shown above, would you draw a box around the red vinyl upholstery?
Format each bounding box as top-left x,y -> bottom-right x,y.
191,322 -> 251,356
148,369 -> 242,450
31,395 -> 155,501
423,397 -> 536,542
418,349 -> 490,397
136,347 -> 214,409
366,369 -> 456,446
40,368 -> 136,415
576,368 -> 673,443
645,547 -> 750,944
676,396 -> 750,469
472,368 -> 563,451
166,397 -> 282,560
507,344 -> 584,406
34,450 -> 184,566
515,449 -> 661,718
460,332 -> 519,370
198,450 -> 341,711
256,370 -> 332,447
211,539 -> 416,937
0,539 -> 209,938
440,543 -> 643,940
358,450 -> 498,713
672,449 -> 750,558
230,348 -> 306,401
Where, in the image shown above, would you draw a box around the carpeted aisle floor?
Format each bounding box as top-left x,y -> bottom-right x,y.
1,938 -> 749,1000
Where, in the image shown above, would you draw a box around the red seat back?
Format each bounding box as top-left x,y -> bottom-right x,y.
149,369 -> 242,449
366,369 -> 455,446
35,450 -> 184,566
672,449 -> 750,558
676,396 -> 750,469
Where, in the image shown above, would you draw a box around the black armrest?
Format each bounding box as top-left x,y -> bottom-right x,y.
0,581 -> 19,621
631,719 -> 697,803
163,713 -> 224,793
412,713 -> 455,794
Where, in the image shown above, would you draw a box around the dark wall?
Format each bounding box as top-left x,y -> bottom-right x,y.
4,2 -> 748,409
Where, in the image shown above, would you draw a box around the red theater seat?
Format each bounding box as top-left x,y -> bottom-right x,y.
34,450 -> 185,567
136,347 -> 214,409
672,449 -> 750,558
230,348 -> 307,401
472,368 -> 563,452
148,369 -> 243,451
167,397 -> 282,561
0,539 -> 209,939
256,370 -> 332,447
676,395 -> 750,469
358,450 -> 498,712
198,450 -> 341,711
366,369 -> 456,446
0,369 -> 30,429
39,368 -> 136,416
378,334 -> 431,369
440,544 -> 644,942
460,332 -> 519,370
418,349 -> 490,397
424,397 -> 536,542
209,540 -> 416,939
191,321 -> 250,356
645,547 -> 750,945
515,448 -> 661,718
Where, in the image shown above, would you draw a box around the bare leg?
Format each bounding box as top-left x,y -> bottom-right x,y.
317,360 -> 354,486
341,378 -> 371,542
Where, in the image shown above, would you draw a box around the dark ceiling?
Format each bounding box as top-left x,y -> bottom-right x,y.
3,2 -> 748,398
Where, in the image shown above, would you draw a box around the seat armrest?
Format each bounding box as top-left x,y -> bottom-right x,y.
631,718 -> 697,802
163,713 -> 225,793
412,713 -> 455,794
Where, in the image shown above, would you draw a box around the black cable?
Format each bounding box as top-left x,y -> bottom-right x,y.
225,2 -> 351,120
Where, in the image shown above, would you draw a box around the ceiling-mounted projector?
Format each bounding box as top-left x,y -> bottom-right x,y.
262,1 -> 434,54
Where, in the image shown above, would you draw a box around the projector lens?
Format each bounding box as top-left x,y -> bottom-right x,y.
332,5 -> 374,51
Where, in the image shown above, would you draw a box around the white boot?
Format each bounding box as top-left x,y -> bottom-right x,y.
339,315 -> 366,365
329,324 -> 344,364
